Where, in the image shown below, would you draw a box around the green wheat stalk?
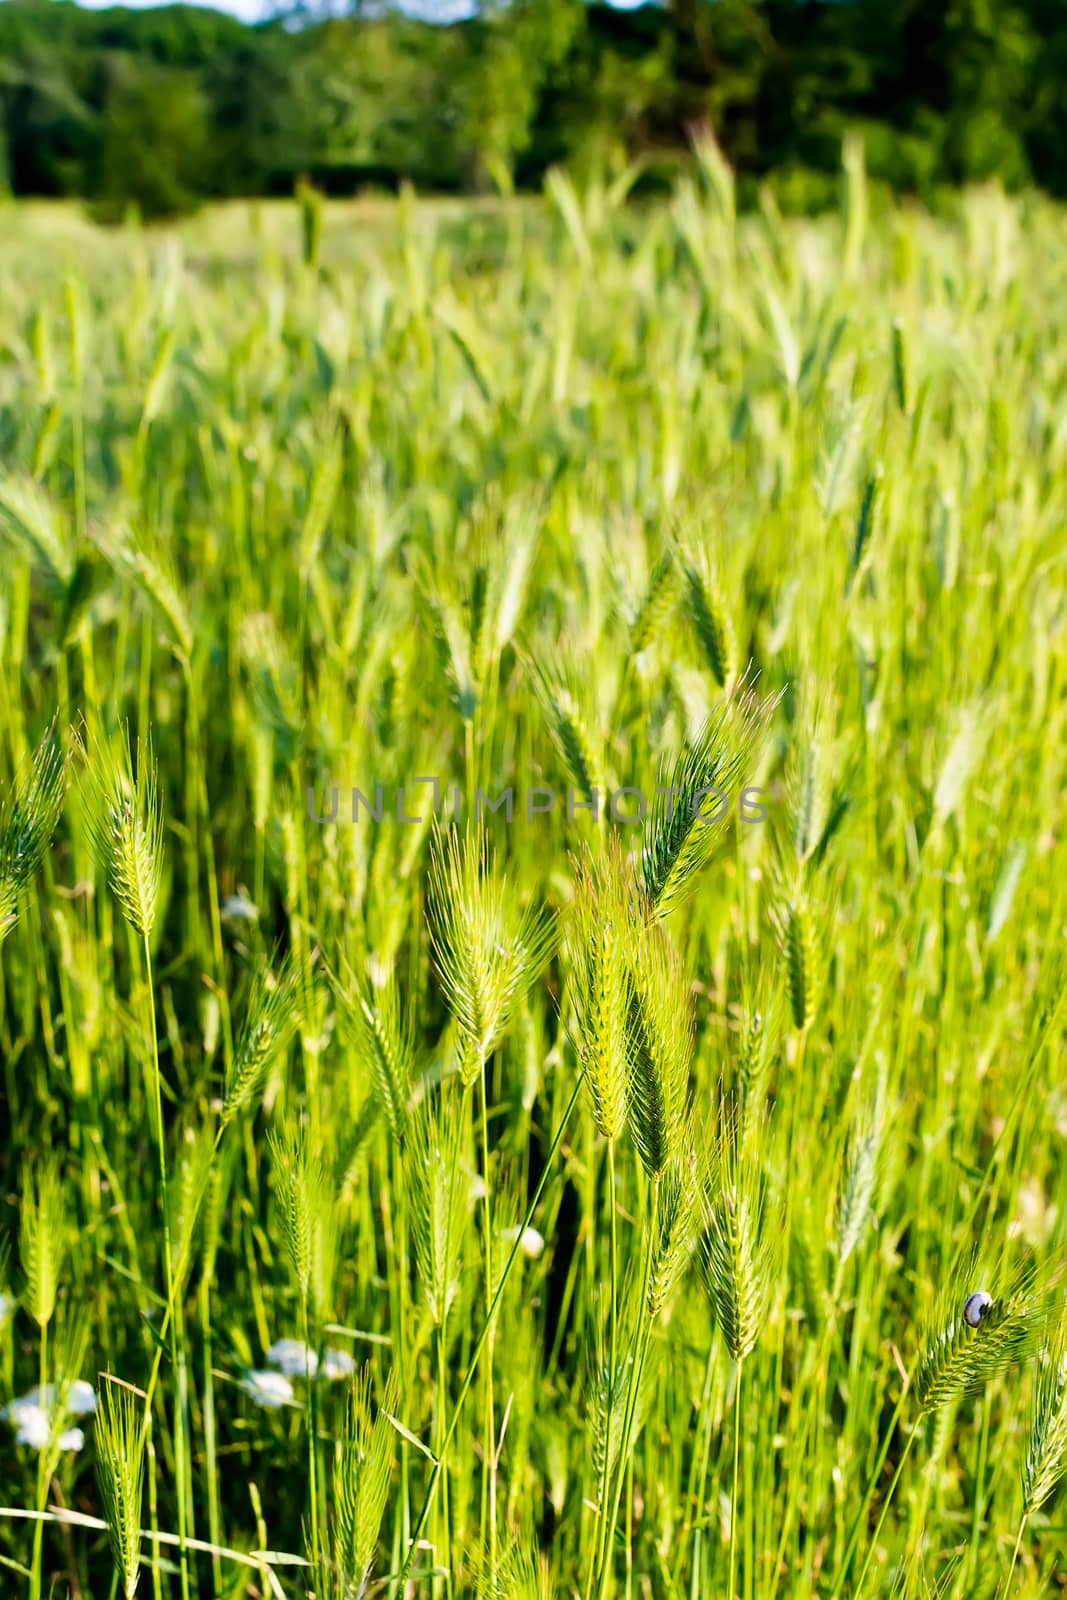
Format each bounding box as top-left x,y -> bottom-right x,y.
679,546 -> 736,690
81,724 -> 191,1598
427,821 -> 556,1088
642,681 -> 780,921
95,1377 -> 147,1600
330,959 -> 413,1144
315,1367 -> 399,1600
221,955 -> 302,1128
20,1155 -> 67,1600
0,721 -> 66,945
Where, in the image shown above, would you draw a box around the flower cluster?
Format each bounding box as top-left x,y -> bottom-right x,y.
2,1380 -> 98,1453
239,1338 -> 357,1409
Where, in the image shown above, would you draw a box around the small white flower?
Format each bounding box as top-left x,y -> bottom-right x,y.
469,1174 -> 488,1203
240,1370 -> 295,1409
10,1403 -> 50,1449
2,1392 -> 88,1452
0,1291 -> 15,1323
29,1380 -> 97,1417
265,1338 -> 318,1378
502,1225 -> 545,1260
221,893 -> 259,922
321,1348 -> 356,1381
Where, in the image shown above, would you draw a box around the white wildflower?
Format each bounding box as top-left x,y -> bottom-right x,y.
240,1369 -> 295,1409
2,1389 -> 90,1452
501,1224 -> 545,1259
321,1347 -> 356,1380
265,1338 -> 318,1378
18,1380 -> 98,1417
221,893 -> 259,922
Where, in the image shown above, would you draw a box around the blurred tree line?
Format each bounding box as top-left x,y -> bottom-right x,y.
1,0 -> 1066,218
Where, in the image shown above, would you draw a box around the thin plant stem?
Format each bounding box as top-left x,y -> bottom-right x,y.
606,1141 -> 620,1581
477,1065 -> 497,1586
400,1074 -> 584,1582
29,1319 -> 46,1600
173,1295 -> 198,1600
969,1396 -> 991,1585
464,719 -> 475,803
436,1322 -> 452,1600
137,1124 -> 224,1457
597,1181 -> 659,1600
1004,1511 -> 1027,1594
852,1425 -> 917,1598
199,1277 -> 223,1596
829,1382 -> 908,1599
729,1356 -> 743,1600
143,934 -> 190,1600
589,1139 -> 619,1598
624,1453 -> 634,1600
684,1341 -> 718,1599
302,1290 -> 319,1564
146,1431 -> 162,1600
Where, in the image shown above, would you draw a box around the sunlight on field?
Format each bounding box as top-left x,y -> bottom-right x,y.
1,150 -> 1066,1599
1,193 -> 538,272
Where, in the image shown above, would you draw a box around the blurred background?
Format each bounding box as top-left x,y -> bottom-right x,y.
1,0 -> 1066,222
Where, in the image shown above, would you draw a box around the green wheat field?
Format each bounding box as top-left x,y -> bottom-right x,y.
1,143 -> 1066,1600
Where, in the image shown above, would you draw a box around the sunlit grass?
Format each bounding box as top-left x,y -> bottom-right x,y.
0,145 -> 1066,1598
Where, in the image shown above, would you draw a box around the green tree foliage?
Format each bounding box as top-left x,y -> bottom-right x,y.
92,57 -> 211,219
1,0 -> 1067,216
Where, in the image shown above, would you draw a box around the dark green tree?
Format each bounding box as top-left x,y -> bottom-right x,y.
92,55 -> 211,219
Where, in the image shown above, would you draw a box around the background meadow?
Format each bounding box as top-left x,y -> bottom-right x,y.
1,146 -> 1066,1598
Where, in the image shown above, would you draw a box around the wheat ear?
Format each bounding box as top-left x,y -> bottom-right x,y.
95,1377 -> 147,1600
427,820 -> 555,1087
0,721 -> 66,944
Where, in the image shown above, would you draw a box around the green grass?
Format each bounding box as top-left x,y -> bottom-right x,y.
0,146 -> 1066,1599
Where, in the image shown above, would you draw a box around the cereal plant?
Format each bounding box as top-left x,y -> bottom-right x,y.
0,146 -> 1065,1600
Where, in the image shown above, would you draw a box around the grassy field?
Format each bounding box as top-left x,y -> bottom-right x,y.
1,148 -> 1066,1600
